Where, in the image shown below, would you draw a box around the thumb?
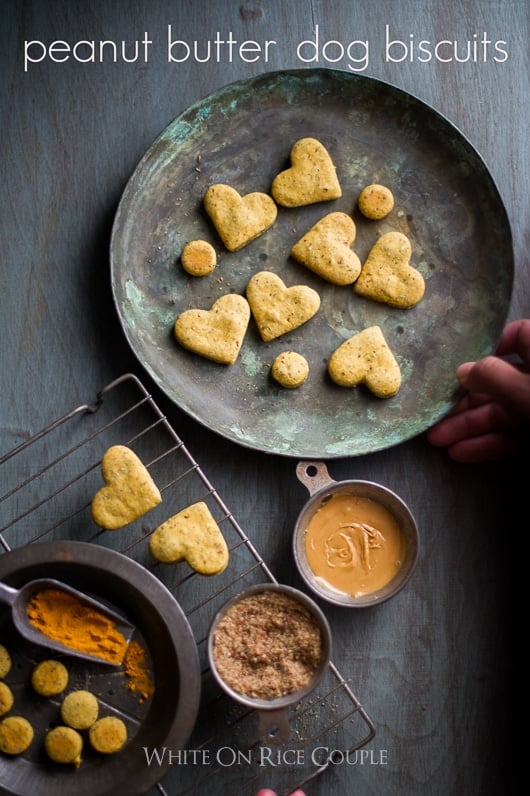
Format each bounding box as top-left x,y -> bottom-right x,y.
458,356 -> 530,419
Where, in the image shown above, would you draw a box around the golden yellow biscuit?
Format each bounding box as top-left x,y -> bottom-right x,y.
149,500 -> 229,575
358,183 -> 394,219
291,212 -> 361,285
91,445 -> 162,530
0,682 -> 14,717
328,326 -> 401,398
354,231 -> 425,309
174,293 -> 250,365
60,690 -> 99,730
271,137 -> 342,207
0,645 -> 11,679
44,725 -> 83,766
204,183 -> 277,252
0,716 -> 34,755
246,271 -> 320,342
31,659 -> 69,697
89,716 -> 127,754
271,351 -> 309,388
181,239 -> 217,276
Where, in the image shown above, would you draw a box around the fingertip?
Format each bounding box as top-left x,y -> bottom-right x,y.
456,361 -> 474,385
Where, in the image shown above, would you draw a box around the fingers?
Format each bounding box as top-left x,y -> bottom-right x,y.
494,319 -> 530,362
444,432 -> 519,462
426,399 -> 514,448
457,357 -> 530,420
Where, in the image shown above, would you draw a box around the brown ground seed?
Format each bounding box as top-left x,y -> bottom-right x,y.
212,590 -> 323,700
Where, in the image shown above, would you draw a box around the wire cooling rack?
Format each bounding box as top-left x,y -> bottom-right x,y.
0,373 -> 375,795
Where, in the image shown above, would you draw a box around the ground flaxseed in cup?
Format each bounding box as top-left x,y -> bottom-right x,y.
211,590 -> 324,700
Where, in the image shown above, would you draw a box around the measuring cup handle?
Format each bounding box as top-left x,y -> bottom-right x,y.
0,581 -> 18,608
296,460 -> 335,496
257,707 -> 291,745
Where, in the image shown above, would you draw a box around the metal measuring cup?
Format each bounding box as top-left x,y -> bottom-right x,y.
207,582 -> 331,745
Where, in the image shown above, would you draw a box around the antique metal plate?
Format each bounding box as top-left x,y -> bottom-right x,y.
0,541 -> 201,796
110,68 -> 513,458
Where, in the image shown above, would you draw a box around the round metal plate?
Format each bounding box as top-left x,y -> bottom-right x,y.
0,541 -> 200,796
110,68 -> 513,458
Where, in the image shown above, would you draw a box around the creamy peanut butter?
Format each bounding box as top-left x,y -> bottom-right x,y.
304,493 -> 405,597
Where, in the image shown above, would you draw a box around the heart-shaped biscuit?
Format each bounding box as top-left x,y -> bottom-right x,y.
203,183 -> 277,252
246,270 -> 321,342
149,501 -> 229,575
291,212 -> 361,285
328,326 -> 401,398
91,445 -> 162,530
174,293 -> 250,365
271,137 -> 342,207
354,231 -> 425,308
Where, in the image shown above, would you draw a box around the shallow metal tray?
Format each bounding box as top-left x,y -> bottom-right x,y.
110,68 -> 513,458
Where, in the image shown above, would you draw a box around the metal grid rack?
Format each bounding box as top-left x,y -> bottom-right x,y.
0,373 -> 375,795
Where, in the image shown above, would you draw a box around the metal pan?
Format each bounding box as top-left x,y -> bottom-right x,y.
110,68 -> 513,458
0,541 -> 201,796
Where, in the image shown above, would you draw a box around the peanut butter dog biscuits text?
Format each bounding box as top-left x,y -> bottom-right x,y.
174,293 -> 250,365
149,500 -> 229,575
91,445 -> 162,530
271,137 -> 342,207
204,183 -> 277,251
328,325 -> 402,398
354,231 -> 425,309
246,270 -> 320,342
291,211 -> 362,285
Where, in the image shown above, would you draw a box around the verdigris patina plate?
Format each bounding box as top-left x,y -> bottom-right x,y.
110,68 -> 513,458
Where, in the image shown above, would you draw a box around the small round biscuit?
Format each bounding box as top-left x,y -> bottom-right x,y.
0,645 -> 11,679
31,660 -> 69,697
271,351 -> 309,389
181,239 -> 217,276
89,716 -> 128,754
0,716 -> 34,755
0,682 -> 14,716
358,184 -> 394,220
61,690 -> 99,730
45,725 -> 83,766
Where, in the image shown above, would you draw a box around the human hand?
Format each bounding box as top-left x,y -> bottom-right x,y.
255,789 -> 306,796
426,319 -> 530,462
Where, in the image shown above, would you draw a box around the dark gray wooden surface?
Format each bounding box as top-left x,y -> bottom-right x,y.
1,1 -> 527,794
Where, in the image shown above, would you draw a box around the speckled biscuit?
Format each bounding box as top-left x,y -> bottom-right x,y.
0,683 -> 14,717
89,716 -> 127,754
291,212 -> 361,285
328,325 -> 402,398
246,271 -> 320,342
174,293 -> 250,365
271,351 -> 310,388
180,239 -> 217,276
91,445 -> 162,531
271,137 -> 342,207
354,231 -> 425,309
149,500 -> 229,575
44,725 -> 83,766
0,716 -> 34,755
204,183 -> 277,252
0,645 -> 11,679
357,183 -> 394,219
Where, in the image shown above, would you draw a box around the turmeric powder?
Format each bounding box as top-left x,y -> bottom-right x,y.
123,640 -> 155,701
26,588 -> 128,665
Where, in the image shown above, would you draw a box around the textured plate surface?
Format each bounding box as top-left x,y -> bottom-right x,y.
110,68 -> 513,458
0,541 -> 200,796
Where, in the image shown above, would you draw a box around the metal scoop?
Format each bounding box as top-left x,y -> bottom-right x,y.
0,577 -> 135,666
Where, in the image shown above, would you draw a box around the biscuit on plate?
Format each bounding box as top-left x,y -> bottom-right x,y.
271,137 -> 342,207
354,231 -> 425,309
246,271 -> 320,342
291,212 -> 361,285
328,325 -> 401,398
204,183 -> 277,252
174,293 -> 250,365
